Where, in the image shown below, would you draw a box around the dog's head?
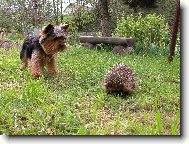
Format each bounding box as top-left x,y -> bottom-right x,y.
39,23 -> 69,55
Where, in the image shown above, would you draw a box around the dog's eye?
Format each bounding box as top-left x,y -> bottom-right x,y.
59,36 -> 64,39
53,37 -> 59,40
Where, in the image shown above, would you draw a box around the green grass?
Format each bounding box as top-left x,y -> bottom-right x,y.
0,45 -> 180,135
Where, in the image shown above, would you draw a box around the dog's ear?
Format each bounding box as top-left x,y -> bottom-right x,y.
60,23 -> 69,30
43,24 -> 54,34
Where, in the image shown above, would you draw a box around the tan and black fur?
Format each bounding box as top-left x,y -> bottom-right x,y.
20,23 -> 69,78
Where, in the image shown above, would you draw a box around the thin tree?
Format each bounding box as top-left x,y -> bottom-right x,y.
168,0 -> 180,62
56,0 -> 59,24
60,0 -> 63,23
52,0 -> 56,24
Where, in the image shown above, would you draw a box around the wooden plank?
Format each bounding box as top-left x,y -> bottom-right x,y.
79,36 -> 135,47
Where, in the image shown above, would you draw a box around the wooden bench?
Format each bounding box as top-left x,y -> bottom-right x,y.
79,36 -> 135,55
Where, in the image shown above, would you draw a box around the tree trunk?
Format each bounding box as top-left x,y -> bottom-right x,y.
99,0 -> 111,37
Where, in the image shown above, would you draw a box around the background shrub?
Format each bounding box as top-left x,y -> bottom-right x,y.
114,13 -> 170,55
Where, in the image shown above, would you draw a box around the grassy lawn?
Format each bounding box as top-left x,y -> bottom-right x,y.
0,45 -> 180,135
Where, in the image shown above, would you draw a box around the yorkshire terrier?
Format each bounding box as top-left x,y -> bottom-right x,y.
19,23 -> 69,78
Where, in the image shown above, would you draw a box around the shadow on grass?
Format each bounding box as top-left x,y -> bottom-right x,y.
105,91 -> 135,100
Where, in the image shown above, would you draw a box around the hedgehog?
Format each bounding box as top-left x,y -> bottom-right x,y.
103,64 -> 136,94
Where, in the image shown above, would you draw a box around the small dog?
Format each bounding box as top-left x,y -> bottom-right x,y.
20,23 -> 69,78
